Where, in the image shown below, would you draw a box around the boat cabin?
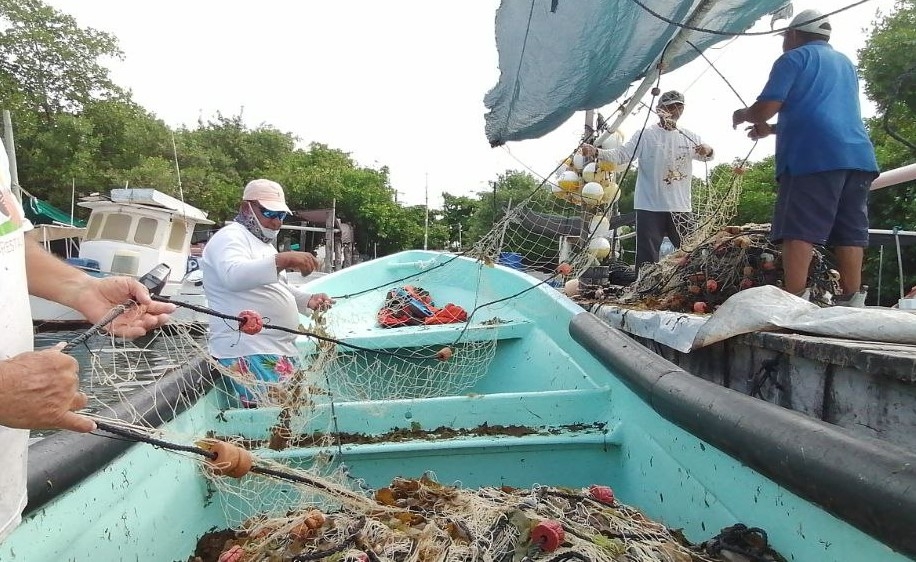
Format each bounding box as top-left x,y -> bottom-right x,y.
78,189 -> 213,283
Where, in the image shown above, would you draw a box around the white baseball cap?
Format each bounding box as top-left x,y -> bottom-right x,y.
242,179 -> 291,213
783,9 -> 831,39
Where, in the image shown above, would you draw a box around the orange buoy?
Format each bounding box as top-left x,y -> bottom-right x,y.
530,520 -> 565,552
200,439 -> 254,478
588,484 -> 615,504
238,310 -> 264,335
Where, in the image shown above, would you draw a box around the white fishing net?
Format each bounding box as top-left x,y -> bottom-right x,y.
48,101 -> 773,562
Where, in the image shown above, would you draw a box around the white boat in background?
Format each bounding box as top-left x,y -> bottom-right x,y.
30,188 -> 214,326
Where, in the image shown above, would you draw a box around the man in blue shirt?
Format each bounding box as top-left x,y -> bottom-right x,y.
732,9 -> 879,304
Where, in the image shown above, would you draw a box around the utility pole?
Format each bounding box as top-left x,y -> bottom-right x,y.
2,110 -> 21,202
325,199 -> 336,273
424,172 -> 429,251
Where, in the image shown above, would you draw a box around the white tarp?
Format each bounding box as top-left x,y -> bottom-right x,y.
693,285 -> 916,348
594,285 -> 916,352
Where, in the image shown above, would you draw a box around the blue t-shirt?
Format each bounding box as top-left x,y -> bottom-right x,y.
758,41 -> 878,178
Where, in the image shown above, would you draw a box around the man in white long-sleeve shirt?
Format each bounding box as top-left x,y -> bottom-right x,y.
583,91 -> 714,271
201,179 -> 333,406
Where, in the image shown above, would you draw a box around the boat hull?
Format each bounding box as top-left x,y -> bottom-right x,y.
5,251 -> 914,561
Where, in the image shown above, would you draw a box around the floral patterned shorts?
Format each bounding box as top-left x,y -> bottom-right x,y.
216,354 -> 299,407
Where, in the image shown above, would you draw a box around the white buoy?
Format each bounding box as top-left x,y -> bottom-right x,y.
581,182 -> 604,206
600,179 -> 620,204
581,162 -> 598,183
558,170 -> 582,192
588,237 -> 611,260
564,278 -> 580,297
572,152 -> 587,171
589,215 -> 610,236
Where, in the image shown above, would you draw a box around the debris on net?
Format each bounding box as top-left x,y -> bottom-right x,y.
189,474 -> 785,562
580,225 -> 840,313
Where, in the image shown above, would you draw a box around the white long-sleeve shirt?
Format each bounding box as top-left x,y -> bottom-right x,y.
201,222 -> 312,358
598,124 -> 712,212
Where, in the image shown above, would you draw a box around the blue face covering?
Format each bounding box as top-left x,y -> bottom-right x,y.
235,203 -> 279,243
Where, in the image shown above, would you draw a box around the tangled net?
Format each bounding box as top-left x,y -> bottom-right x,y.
189,474 -> 784,562
581,224 -> 840,313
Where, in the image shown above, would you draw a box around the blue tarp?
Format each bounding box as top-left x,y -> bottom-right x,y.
484,0 -> 789,146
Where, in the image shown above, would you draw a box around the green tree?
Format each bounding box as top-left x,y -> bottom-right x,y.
0,0 -> 124,120
857,0 -> 916,304
440,193 -> 479,249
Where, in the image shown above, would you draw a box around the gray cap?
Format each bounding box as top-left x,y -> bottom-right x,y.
659,90 -> 685,106
784,9 -> 831,38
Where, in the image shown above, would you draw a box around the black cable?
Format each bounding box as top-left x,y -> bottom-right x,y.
94,420 -> 216,459
627,0 -> 872,37
151,294 -> 450,360
685,40 -> 748,107
93,419 -> 363,498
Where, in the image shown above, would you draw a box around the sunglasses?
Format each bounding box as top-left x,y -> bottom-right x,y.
251,202 -> 288,221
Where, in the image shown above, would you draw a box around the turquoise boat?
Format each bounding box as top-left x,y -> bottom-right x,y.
2,250 -> 914,562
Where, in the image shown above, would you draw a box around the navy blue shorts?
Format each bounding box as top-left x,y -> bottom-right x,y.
771,170 -> 876,247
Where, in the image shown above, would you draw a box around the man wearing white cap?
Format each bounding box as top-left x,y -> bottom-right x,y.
732,9 -> 879,304
201,179 -> 334,406
583,90 -> 714,271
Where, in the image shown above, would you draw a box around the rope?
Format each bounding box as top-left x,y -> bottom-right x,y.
92,419 -> 366,500
150,294 -> 444,360
62,301 -> 135,353
627,0 -> 873,37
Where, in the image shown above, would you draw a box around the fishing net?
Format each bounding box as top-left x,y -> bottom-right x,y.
576,225 -> 840,312
189,474 -> 783,562
42,100 -> 789,562
462,101 -> 749,307
51,261 -> 791,562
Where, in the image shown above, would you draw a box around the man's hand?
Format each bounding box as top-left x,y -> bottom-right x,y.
732,108 -> 748,129
746,123 -> 774,140
579,145 -> 598,158
695,143 -> 714,158
276,251 -> 320,275
307,293 -> 335,311
0,344 -> 95,432
76,277 -> 176,339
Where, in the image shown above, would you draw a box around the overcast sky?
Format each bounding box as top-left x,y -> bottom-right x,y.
44,0 -> 895,207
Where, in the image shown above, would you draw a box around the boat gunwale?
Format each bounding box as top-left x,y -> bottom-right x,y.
570,311 -> 916,559
24,355 -> 216,515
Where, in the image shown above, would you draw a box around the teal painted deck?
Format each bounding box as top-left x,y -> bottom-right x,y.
2,251 -> 912,561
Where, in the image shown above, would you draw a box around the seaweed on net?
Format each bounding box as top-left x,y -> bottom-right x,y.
592,224 -> 840,313
190,474 -> 776,562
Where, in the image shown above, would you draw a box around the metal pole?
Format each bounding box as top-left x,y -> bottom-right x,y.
2,110 -> 22,202
424,172 -> 429,250
325,199 -> 336,273
894,227 -> 905,299
70,178 -> 77,225
877,245 -> 884,305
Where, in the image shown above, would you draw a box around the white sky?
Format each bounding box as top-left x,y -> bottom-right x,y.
44,0 -> 895,207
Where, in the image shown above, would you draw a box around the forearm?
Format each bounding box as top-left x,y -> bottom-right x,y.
24,237 -> 92,308
597,147 -> 630,166
287,283 -> 313,312
742,100 -> 781,124
219,255 -> 279,292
